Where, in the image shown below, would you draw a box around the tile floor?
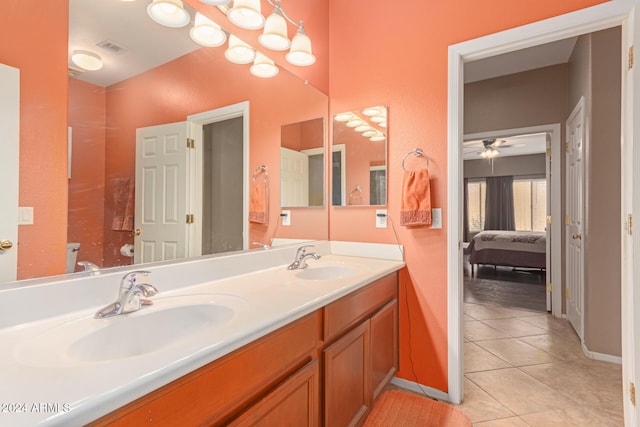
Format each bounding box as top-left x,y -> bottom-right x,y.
456,302 -> 624,426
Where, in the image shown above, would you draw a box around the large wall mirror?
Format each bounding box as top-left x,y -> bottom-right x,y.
3,0 -> 328,286
332,106 -> 387,206
280,118 -> 325,207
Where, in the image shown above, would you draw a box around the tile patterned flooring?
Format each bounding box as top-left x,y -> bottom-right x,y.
456,303 -> 624,426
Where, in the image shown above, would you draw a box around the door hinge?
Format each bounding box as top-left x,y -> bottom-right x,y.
546,147 -> 552,158
631,382 -> 636,406
547,215 -> 552,225
628,214 -> 633,236
629,46 -> 634,70
565,215 -> 571,225
565,287 -> 570,298
186,213 -> 195,224
187,138 -> 195,149
565,142 -> 570,153
546,282 -> 552,292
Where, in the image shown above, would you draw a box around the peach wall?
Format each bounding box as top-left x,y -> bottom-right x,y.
103,46 -> 328,265
1,1 -> 69,279
329,0 -> 609,391
67,79 -> 107,270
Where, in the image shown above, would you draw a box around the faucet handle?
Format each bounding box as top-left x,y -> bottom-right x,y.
120,270 -> 152,289
296,245 -> 315,256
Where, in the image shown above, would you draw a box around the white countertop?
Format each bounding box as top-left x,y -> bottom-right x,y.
0,244 -> 404,426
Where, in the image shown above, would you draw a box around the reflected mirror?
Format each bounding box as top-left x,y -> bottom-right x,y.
3,0 -> 328,285
332,106 -> 387,206
280,118 -> 325,207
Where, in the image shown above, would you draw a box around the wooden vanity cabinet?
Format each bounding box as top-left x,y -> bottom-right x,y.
322,273 -> 398,427
90,272 -> 398,427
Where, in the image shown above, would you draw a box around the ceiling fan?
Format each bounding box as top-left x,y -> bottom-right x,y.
479,138 -> 504,158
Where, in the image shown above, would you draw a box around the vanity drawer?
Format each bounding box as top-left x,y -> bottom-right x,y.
91,311 -> 320,426
323,272 -> 398,343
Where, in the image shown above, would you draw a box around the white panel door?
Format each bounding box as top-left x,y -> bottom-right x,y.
280,147 -> 309,207
545,133 -> 552,312
565,97 -> 585,341
134,122 -> 190,264
0,64 -> 20,282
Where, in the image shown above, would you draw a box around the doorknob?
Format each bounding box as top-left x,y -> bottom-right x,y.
572,233 -> 582,240
133,229 -> 141,236
0,240 -> 13,251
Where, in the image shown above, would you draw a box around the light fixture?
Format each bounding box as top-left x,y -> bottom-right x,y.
71,50 -> 103,71
147,0 -> 191,28
354,125 -> 372,133
285,22 -> 315,66
258,2 -> 290,51
370,134 -> 386,142
362,107 -> 383,116
480,147 -> 499,158
250,52 -> 279,78
362,130 -> 378,138
199,0 -> 231,5
228,0 -> 265,30
225,35 -> 256,64
370,116 -> 386,123
346,118 -> 365,128
190,12 -> 227,47
334,113 -> 354,122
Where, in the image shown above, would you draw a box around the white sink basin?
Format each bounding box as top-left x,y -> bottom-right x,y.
15,294 -> 244,367
295,265 -> 360,281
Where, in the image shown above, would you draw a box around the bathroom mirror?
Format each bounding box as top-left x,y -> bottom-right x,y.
2,0 -> 328,285
332,106 -> 387,206
280,118 -> 325,207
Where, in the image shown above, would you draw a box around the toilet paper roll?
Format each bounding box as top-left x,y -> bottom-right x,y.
120,243 -> 135,257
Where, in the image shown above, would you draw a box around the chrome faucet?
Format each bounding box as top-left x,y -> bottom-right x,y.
287,245 -> 321,270
252,241 -> 271,250
94,271 -> 158,319
77,261 -> 100,272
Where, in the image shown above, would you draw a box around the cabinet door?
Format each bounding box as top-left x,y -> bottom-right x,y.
324,321 -> 370,427
370,299 -> 398,399
230,360 -> 319,427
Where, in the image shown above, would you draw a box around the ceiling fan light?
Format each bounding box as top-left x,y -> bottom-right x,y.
190,12 -> 227,47
228,0 -> 265,30
71,50 -> 103,71
250,52 -> 279,78
147,0 -> 191,28
285,23 -> 315,66
259,8 -> 290,51
225,35 -> 256,64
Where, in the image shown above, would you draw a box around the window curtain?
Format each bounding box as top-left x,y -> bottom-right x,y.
484,176 -> 515,230
463,178 -> 469,242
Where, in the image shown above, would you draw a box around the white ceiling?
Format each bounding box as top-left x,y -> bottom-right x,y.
69,0 -> 201,87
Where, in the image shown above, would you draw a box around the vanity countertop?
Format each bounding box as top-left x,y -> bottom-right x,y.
0,249 -> 404,426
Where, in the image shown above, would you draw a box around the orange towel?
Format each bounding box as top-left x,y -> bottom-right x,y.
249,178 -> 268,224
400,169 -> 432,226
112,177 -> 134,231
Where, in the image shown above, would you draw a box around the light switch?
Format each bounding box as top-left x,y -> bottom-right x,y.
18,207 -> 34,225
281,210 -> 291,226
431,208 -> 442,229
376,210 -> 387,228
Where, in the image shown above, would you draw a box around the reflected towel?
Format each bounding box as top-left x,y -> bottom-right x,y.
249,178 -> 268,224
112,177 -> 134,231
400,169 -> 432,226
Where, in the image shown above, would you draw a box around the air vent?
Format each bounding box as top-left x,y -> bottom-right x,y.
68,67 -> 84,78
96,39 -> 128,55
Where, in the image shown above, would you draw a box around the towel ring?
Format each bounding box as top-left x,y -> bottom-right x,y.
402,148 -> 429,171
252,165 -> 268,180
350,185 -> 362,198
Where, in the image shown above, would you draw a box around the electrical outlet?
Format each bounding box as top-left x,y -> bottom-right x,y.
376,209 -> 387,228
281,210 -> 291,226
431,208 -> 442,229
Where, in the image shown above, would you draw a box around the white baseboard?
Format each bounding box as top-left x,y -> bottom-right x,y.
390,377 -> 450,402
582,344 -> 622,364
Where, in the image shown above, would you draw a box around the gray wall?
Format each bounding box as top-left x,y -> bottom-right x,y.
464,153 -> 546,179
572,28 -> 622,357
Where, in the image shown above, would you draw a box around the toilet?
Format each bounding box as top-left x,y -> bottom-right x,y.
66,243 -> 80,273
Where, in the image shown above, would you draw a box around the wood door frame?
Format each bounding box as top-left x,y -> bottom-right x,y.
447,0 -> 637,411
463,124 -> 562,318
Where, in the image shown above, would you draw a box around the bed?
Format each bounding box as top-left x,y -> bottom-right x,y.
467,230 -> 546,277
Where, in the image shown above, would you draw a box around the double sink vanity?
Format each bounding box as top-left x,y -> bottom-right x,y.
0,241 -> 404,426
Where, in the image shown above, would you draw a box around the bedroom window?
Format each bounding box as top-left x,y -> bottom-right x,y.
467,180 -> 486,232
513,178 -> 547,232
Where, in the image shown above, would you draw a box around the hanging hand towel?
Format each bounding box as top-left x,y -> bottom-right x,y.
400,169 -> 432,226
249,178 -> 268,224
